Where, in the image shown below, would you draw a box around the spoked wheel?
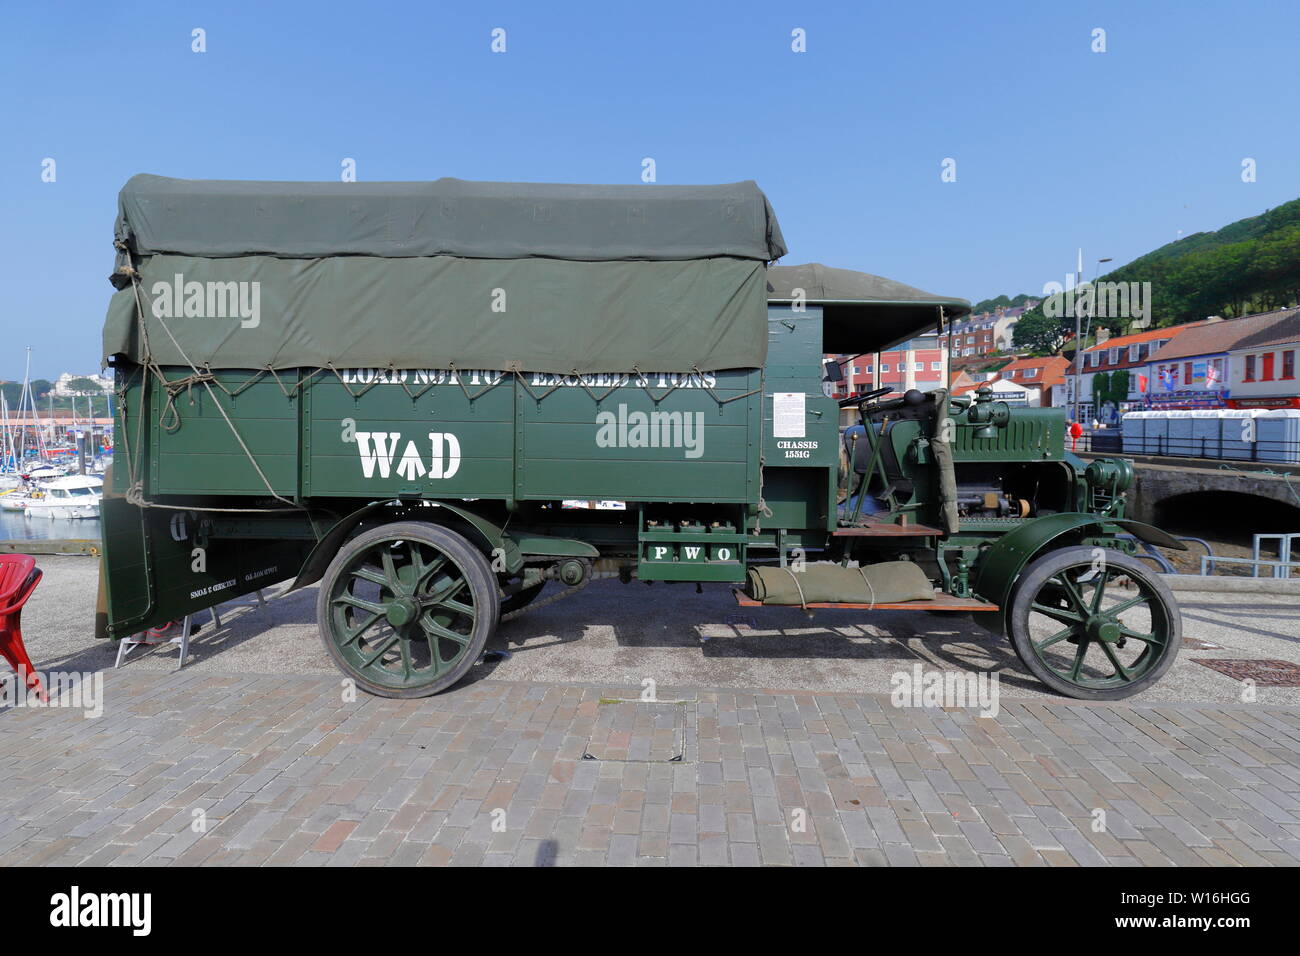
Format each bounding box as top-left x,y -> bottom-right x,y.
1008,545 -> 1180,700
316,521 -> 499,698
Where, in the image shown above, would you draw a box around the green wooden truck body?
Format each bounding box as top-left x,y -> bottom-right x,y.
100,177 -> 1184,700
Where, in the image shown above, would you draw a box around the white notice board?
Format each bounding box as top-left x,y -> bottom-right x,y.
773,392 -> 805,438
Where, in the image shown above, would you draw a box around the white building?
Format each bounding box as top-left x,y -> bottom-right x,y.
1224,307 -> 1300,409
53,372 -> 113,396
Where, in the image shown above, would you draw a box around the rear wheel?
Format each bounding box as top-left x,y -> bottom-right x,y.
1008,545 -> 1180,700
316,521 -> 498,698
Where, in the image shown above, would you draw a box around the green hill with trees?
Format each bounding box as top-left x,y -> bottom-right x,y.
1009,198 -> 1300,354
0,379 -> 111,416
969,291 -> 1040,314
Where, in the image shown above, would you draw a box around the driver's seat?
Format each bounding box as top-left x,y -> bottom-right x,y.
855,420 -> 915,503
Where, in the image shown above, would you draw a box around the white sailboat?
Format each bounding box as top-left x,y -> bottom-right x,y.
0,488 -> 27,510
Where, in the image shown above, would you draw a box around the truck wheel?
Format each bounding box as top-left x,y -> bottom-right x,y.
1007,546 -> 1180,701
316,521 -> 499,698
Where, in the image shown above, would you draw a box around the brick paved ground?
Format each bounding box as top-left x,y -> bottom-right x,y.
2,671 -> 1299,866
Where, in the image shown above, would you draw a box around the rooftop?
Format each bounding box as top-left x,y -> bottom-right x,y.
1082,323 -> 1204,353
1229,307 -> 1300,352
1149,307 -> 1300,362
995,355 -> 1070,389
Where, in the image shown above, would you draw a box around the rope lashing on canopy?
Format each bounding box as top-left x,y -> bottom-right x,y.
117,260 -> 305,513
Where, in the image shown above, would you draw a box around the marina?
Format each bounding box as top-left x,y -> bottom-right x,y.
1,347 -> 112,541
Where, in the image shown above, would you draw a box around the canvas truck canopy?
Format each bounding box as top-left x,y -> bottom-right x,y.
114,175 -> 786,262
105,176 -> 786,374
767,263 -> 971,354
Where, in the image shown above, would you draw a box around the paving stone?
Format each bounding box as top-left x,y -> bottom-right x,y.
730,842 -> 760,866
3,670 -> 1297,868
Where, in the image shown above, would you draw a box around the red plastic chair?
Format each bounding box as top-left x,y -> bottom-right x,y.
0,554 -> 45,702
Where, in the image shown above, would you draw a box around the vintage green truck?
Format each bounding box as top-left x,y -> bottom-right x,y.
99,175 -> 1183,700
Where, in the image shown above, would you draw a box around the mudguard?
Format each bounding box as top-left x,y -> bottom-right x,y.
971,513 -> 1186,636
100,492 -> 316,639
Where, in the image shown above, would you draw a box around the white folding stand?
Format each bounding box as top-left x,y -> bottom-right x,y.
114,590 -> 266,671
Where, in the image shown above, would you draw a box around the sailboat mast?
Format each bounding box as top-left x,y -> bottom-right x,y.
0,392 -> 12,472
38,375 -> 51,461
17,346 -> 32,463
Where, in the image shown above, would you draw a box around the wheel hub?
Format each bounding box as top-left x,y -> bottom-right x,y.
1085,616 -> 1120,644
385,597 -> 419,628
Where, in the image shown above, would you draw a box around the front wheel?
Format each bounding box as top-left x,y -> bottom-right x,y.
316,521 -> 499,698
1007,545 -> 1180,700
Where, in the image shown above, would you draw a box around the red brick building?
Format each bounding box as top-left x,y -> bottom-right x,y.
826,335 -> 949,402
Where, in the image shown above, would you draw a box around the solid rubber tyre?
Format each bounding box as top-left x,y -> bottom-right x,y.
1007,545 -> 1180,701
316,521 -> 499,698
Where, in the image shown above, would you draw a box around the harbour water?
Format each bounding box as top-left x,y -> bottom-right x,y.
0,509 -> 99,542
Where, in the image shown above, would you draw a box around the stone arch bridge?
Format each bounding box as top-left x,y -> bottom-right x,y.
1081,454 -> 1300,526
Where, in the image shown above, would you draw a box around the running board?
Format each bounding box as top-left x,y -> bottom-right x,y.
731,589 -> 998,612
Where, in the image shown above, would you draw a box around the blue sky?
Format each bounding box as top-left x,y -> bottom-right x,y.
2,0 -> 1297,380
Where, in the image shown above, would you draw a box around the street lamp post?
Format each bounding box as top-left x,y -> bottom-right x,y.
1082,257 -> 1113,423
1072,255 -> 1113,425
1072,250 -> 1084,425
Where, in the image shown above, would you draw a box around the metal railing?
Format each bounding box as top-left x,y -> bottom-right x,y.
1120,531 -> 1300,577
1199,555 -> 1300,578
1117,533 -> 1215,574
1247,532 -> 1300,578
1074,434 -> 1300,463
1074,433 -> 1122,454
